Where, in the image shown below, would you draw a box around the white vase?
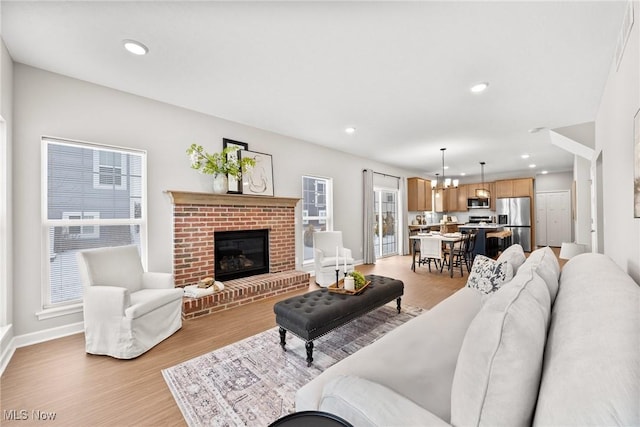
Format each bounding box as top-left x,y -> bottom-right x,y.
212,174 -> 228,194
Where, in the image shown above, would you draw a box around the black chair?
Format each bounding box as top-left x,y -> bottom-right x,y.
441,234 -> 469,277
464,230 -> 477,272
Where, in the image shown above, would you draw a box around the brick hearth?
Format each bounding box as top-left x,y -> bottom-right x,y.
166,191 -> 309,319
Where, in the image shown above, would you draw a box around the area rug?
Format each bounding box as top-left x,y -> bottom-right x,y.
162,304 -> 423,427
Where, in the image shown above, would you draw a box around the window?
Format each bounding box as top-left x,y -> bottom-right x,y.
93,150 -> 127,190
43,137 -> 146,309
302,176 -> 332,263
62,212 -> 100,239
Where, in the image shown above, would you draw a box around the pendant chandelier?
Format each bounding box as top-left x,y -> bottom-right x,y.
476,161 -> 490,199
435,148 -> 458,189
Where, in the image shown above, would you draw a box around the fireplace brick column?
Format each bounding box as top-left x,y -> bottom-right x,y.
167,191 -> 300,287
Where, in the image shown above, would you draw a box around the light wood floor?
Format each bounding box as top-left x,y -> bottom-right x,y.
0,254 -> 476,426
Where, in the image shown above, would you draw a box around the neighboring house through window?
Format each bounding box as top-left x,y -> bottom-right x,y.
302,176 -> 333,263
42,137 -> 146,312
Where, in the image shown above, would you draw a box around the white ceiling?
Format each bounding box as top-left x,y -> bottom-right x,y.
1,1 -> 629,181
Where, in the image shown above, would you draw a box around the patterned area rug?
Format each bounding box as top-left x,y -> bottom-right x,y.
162,304 -> 423,426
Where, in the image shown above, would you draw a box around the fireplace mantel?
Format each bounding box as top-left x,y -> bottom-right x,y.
166,190 -> 299,208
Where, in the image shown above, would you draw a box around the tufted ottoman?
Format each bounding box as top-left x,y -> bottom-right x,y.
273,275 -> 404,366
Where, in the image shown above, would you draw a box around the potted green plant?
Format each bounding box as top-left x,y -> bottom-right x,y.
186,144 -> 256,194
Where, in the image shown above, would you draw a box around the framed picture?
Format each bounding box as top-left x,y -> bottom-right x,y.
222,138 -> 248,194
634,108 -> 640,218
241,150 -> 274,196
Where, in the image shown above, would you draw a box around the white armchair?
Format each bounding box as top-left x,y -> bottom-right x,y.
313,231 -> 355,287
76,245 -> 184,359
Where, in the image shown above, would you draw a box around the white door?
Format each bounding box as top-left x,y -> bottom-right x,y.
535,194 -> 548,247
545,192 -> 571,247
535,191 -> 572,247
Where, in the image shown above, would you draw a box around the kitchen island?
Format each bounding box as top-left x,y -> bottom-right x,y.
458,224 -> 504,258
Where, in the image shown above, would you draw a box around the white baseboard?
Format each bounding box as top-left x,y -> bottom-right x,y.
0,322 -> 83,376
0,324 -> 15,376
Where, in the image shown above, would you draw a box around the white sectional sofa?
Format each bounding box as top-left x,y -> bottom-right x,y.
295,246 -> 640,426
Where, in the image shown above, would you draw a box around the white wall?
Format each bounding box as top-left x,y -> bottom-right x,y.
534,171 -> 572,192
574,156 -> 592,248
595,1 -> 640,282
12,64 -> 422,336
0,37 -> 15,364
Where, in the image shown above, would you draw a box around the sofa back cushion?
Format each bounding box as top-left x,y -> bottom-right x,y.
450,267 -> 551,426
534,253 -> 640,426
496,243 -> 526,274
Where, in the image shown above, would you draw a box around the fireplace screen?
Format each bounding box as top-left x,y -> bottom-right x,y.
214,229 -> 269,281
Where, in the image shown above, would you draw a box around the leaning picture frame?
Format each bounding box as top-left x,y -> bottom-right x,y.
240,150 -> 274,196
222,138 -> 249,194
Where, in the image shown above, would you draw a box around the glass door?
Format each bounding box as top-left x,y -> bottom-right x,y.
374,190 -> 398,258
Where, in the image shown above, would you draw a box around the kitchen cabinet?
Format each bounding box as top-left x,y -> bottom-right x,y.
434,188 -> 446,213
407,177 -> 432,211
447,187 -> 459,212
495,178 -> 534,198
457,184 -> 468,212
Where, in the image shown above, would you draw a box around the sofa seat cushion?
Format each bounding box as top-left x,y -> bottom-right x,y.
296,287 -> 484,422
317,256 -> 355,268
451,267 -> 551,426
534,253 -> 640,426
319,376 -> 449,427
466,255 -> 513,294
125,288 -> 184,319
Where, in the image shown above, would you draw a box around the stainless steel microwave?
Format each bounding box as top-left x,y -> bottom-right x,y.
467,198 -> 490,209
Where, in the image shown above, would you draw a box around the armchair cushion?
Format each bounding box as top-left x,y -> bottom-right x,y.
78,244 -> 144,293
126,288 -> 184,319
142,271 -> 175,289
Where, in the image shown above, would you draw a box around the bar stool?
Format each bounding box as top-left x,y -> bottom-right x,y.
486,230 -> 512,257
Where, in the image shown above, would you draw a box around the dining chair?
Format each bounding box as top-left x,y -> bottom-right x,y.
464,231 -> 477,272
418,237 -> 444,272
441,233 -> 469,277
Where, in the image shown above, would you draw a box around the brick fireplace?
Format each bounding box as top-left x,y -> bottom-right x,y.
166,191 -> 310,318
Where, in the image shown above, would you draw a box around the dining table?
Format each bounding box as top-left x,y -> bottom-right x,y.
410,232 -> 464,278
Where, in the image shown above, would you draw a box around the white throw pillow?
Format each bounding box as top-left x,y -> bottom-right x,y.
496,243 -> 526,274
451,268 -> 551,427
518,246 -> 560,303
466,255 -> 514,294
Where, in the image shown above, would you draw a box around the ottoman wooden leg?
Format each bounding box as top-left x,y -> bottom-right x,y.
396,297 -> 402,313
279,327 -> 287,350
305,341 -> 314,366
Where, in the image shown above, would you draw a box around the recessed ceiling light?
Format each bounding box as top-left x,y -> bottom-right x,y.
123,39 -> 149,56
521,154 -> 530,159
529,164 -> 536,168
460,172 -> 466,176
345,127 -> 356,134
443,166 -> 449,170
541,170 -> 548,174
470,82 -> 489,93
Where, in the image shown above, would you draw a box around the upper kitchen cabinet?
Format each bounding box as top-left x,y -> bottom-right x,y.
457,184 -> 468,212
408,177 -> 432,211
495,178 -> 534,198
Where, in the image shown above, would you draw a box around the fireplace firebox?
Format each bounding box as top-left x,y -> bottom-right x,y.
214,229 -> 269,281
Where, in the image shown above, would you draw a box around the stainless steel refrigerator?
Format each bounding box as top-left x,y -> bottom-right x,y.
496,197 -> 532,252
